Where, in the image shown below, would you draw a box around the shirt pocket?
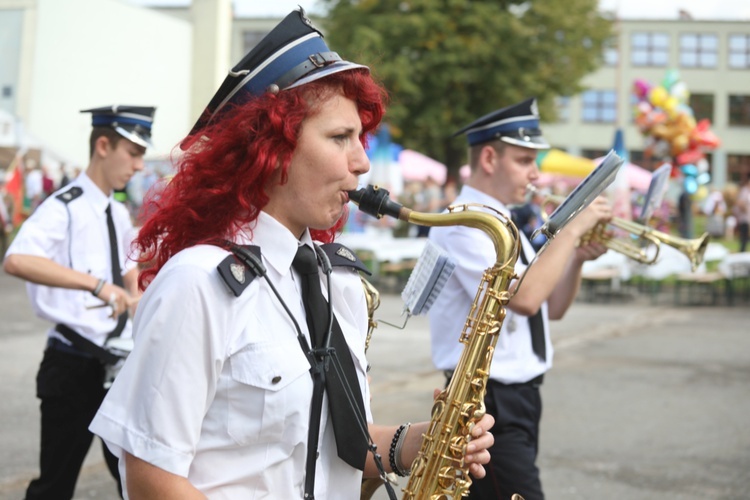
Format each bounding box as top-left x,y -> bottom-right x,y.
227,341 -> 311,446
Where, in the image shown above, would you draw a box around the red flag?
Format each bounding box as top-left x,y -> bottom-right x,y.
5,157 -> 25,226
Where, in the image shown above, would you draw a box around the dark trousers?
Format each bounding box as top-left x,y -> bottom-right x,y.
469,379 -> 544,500
739,222 -> 749,253
25,346 -> 122,500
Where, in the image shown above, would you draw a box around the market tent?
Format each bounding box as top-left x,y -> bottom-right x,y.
399,149 -> 447,185
537,149 -> 596,177
537,149 -> 653,193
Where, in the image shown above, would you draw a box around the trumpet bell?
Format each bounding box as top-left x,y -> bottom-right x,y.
529,185 -> 710,271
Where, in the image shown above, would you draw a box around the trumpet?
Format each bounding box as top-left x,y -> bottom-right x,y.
526,184 -> 710,271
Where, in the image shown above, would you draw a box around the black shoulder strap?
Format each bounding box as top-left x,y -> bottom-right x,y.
55,186 -> 83,204
217,245 -> 262,297
318,243 -> 371,275
55,186 -> 83,269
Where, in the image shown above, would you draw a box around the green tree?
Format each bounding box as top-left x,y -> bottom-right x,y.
321,0 -> 612,174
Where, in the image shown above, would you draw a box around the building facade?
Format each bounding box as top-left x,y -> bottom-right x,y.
3,2 -> 748,187
543,17 -> 750,187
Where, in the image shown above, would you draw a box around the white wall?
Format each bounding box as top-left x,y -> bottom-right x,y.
27,0 -> 192,166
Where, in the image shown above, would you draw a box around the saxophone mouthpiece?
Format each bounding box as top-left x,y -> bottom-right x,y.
347,184 -> 408,220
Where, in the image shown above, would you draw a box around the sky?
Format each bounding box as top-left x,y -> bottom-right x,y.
126,0 -> 750,20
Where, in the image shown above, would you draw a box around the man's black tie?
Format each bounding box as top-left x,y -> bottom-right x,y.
518,244 -> 546,362
105,204 -> 127,338
292,245 -> 368,470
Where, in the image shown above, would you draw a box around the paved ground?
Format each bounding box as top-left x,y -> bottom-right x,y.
1,270 -> 749,499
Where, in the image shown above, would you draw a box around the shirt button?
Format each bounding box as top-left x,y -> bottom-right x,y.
271,375 -> 282,384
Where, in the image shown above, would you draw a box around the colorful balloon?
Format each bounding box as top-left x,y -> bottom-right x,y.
684,176 -> 698,194
661,69 -> 681,90
648,86 -> 668,108
633,79 -> 652,100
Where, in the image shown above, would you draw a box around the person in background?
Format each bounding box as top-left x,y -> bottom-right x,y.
702,186 -> 727,238
3,104 -> 154,499
511,186 -> 548,251
89,10 -> 494,498
677,188 -> 694,239
23,159 -> 44,214
0,177 -> 13,258
415,175 -> 444,237
428,98 -> 612,500
735,177 -> 750,252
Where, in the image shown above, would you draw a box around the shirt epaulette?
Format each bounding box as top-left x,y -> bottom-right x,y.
55,186 -> 83,204
217,245 -> 262,297
319,243 -> 371,275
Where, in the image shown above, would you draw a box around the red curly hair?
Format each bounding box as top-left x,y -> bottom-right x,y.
135,70 -> 387,290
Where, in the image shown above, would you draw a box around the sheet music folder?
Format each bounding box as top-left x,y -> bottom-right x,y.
535,149 -> 624,239
402,239 -> 456,316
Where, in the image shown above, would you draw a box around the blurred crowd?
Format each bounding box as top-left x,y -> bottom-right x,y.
5,155 -> 749,261
342,167 -> 750,256
1,155 -> 173,258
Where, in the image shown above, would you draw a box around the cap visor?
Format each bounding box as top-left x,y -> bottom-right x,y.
115,126 -> 152,149
285,61 -> 369,90
501,136 -> 550,150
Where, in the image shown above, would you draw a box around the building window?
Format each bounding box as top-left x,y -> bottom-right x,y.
690,93 -> 714,122
727,154 -> 750,183
679,33 -> 717,68
243,30 -> 267,54
628,150 -> 659,172
581,90 -> 616,123
729,34 -> 750,69
631,32 -> 669,67
555,96 -> 570,123
728,95 -> 750,126
603,37 -> 618,66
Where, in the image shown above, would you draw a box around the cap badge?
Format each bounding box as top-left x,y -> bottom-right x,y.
336,247 -> 356,262
230,263 -> 246,284
531,99 -> 539,117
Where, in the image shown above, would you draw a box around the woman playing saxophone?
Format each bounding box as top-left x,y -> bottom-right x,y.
88,10 -> 493,499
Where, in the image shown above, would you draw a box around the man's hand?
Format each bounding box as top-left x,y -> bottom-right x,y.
575,241 -> 608,262
566,196 -> 613,239
95,282 -> 135,318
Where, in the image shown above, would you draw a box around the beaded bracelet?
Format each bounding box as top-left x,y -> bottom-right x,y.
394,422 -> 412,476
389,422 -> 411,477
91,279 -> 106,297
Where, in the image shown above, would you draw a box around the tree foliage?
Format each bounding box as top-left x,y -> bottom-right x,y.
320,0 -> 613,172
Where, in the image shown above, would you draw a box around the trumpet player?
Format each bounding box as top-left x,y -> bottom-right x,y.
428,98 -> 612,500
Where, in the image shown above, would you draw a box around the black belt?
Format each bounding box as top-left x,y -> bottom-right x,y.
444,370 -> 544,388
52,324 -> 120,365
47,337 -> 96,359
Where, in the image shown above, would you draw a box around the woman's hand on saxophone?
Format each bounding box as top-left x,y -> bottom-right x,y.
464,412 -> 495,478
431,388 -> 496,479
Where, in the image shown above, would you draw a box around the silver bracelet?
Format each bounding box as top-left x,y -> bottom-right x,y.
91,279 -> 106,297
394,422 -> 412,476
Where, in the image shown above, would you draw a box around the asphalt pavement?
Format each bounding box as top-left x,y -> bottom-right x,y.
1,270 -> 749,499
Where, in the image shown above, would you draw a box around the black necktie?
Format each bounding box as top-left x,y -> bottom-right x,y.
293,245 -> 368,470
518,244 -> 546,362
105,204 -> 127,338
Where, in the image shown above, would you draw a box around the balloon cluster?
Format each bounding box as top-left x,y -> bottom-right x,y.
632,70 -> 720,195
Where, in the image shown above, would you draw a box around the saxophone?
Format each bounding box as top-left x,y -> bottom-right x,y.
349,185 -> 521,499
